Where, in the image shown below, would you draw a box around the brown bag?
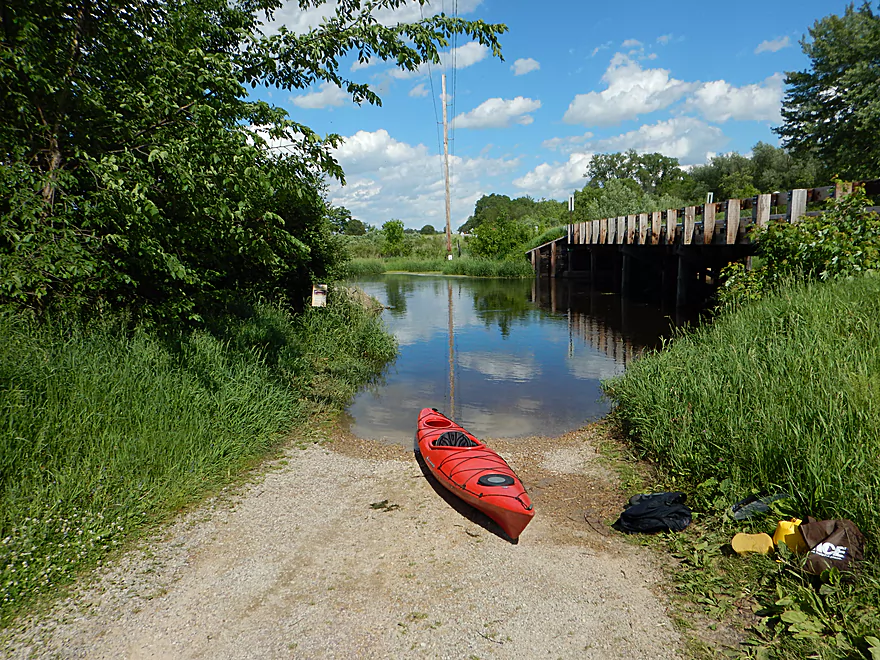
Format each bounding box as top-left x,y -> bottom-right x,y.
798,517 -> 865,574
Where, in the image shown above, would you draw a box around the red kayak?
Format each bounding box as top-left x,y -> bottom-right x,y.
416,408 -> 534,539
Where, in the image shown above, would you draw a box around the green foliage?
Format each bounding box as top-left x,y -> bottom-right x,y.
381,220 -> 408,257
0,291 -> 396,623
719,185 -> 880,309
345,257 -> 532,278
344,218 -> 367,236
572,179 -> 689,224
0,0 -> 506,322
585,150 -> 693,197
776,3 -> 880,179
419,224 -> 436,235
523,225 -> 566,251
468,213 -> 532,259
605,273 -> 880,544
459,194 -> 565,234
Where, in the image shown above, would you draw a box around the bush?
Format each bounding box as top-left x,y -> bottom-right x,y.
719,185 -> 880,310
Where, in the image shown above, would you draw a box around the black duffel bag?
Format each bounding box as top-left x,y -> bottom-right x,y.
614,492 -> 692,534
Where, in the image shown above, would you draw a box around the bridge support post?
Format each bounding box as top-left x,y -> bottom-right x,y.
621,253 -> 633,297
676,256 -> 692,307
550,241 -> 557,278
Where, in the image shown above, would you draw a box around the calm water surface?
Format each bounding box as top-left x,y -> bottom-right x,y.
345,275 -> 692,447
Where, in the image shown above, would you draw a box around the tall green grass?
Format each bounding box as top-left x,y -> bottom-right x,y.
345,256 -> 533,278
605,274 -> 880,541
0,291 -> 396,623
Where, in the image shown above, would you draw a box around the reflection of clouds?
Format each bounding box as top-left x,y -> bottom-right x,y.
351,277 -> 483,347
457,351 -> 538,382
566,353 -> 624,381
458,405 -> 540,438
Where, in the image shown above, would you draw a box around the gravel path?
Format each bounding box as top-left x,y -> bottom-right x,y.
5,426 -> 682,659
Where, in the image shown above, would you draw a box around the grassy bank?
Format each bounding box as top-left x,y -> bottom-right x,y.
604,274 -> 880,658
0,291 -> 396,625
346,256 -> 534,278
605,273 -> 880,539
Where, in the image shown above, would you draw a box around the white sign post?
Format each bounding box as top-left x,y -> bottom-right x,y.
311,284 -> 327,307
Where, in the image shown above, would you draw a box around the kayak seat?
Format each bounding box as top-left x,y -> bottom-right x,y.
433,431 -> 478,448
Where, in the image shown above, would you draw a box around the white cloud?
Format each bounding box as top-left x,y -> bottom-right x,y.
587,117 -> 727,164
289,82 -> 349,109
453,97 -> 541,129
686,73 -> 784,122
328,129 -> 519,229
591,41 -> 612,57
389,41 -> 490,79
563,53 -> 694,126
511,57 -> 540,76
621,38 -> 642,49
541,132 -> 594,152
409,83 -> 430,97
755,36 -> 791,54
516,116 -> 728,198
351,57 -> 375,72
262,0 -> 483,35
512,152 -> 594,199
656,34 -> 673,45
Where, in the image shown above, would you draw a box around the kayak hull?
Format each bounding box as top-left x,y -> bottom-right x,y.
416,408 -> 534,539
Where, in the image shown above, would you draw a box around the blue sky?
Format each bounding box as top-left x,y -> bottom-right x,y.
259,0 -> 852,230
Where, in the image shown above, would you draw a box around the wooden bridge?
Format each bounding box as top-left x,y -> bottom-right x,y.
525,180 -> 880,306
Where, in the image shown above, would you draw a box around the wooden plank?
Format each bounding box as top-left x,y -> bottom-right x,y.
550,240 -> 557,276
651,211 -> 662,245
571,223 -> 578,245
592,219 -> 600,244
683,206 -> 696,245
638,213 -> 648,244
726,199 -> 741,244
788,189 -> 807,223
666,209 -> 677,244
703,203 -> 716,245
617,216 -> 626,244
754,193 -> 771,229
835,181 -> 854,198
626,214 -> 636,244
601,217 -> 609,244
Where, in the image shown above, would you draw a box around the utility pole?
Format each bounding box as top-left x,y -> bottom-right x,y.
442,73 -> 452,258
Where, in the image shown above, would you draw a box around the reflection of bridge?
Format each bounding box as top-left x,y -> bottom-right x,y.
529,279 -> 689,369
525,180 -> 880,307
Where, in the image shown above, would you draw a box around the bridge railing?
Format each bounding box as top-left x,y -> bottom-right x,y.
565,179 -> 880,248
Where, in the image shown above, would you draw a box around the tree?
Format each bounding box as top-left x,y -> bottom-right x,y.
776,3 -> 880,179
0,0 -> 506,320
468,213 -> 530,259
382,220 -> 406,257
419,224 -> 436,235
344,218 -> 367,236
585,150 -> 689,196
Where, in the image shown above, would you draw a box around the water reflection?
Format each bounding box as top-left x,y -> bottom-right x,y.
344,275 -> 691,446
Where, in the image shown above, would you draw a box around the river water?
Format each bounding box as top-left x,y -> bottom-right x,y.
344,274 -> 694,447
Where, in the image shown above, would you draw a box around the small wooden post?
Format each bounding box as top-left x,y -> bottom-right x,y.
592,220 -> 600,244
530,249 -> 536,273
726,199 -> 741,245
550,240 -> 557,278
703,203 -> 716,245
638,213 -> 648,244
572,222 -> 579,245
754,194 -> 771,229
626,214 -> 636,244
600,217 -> 608,244
683,206 -> 696,245
789,189 -> 807,223
617,216 -> 626,244
651,211 -> 662,245
666,209 -> 677,244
